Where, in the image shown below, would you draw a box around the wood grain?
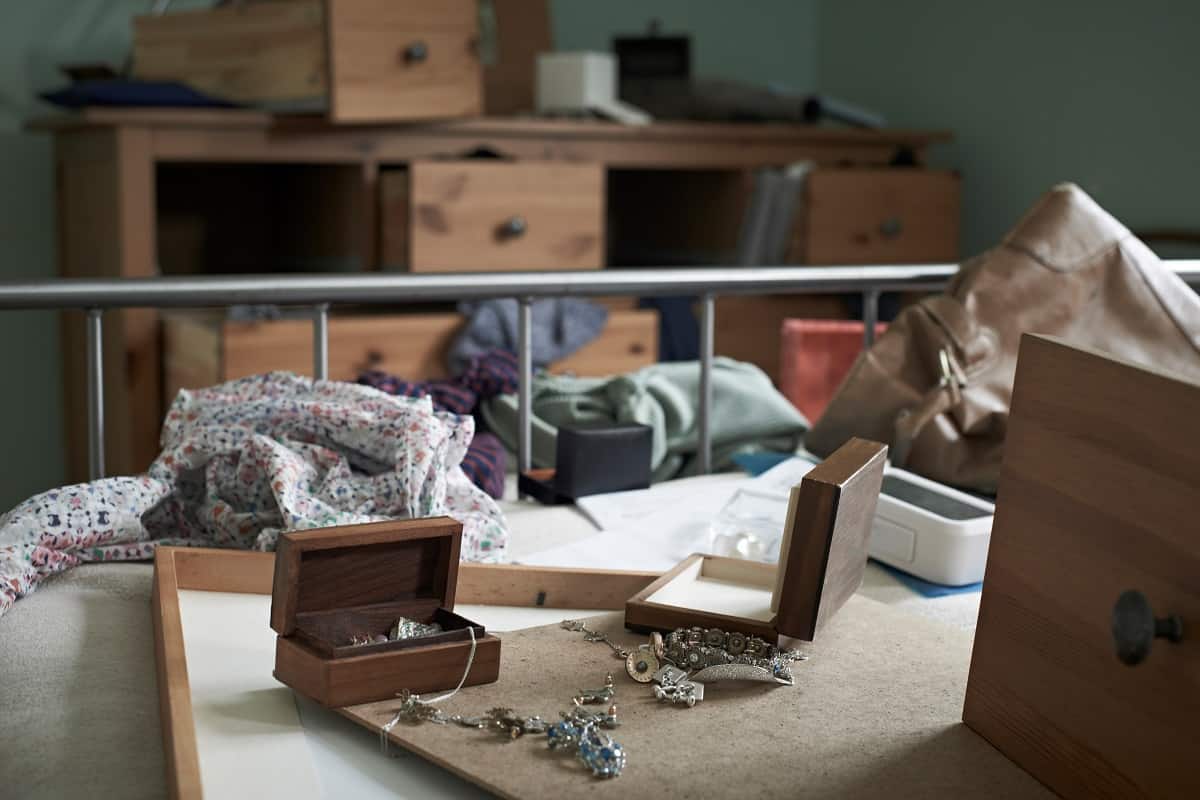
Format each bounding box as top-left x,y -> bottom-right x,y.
715,294 -> 851,383
326,0 -> 482,123
408,160 -> 605,272
793,169 -> 960,264
162,308 -> 657,399
482,0 -> 551,115
152,549 -> 203,800
776,437 -> 887,639
456,563 -> 658,608
133,1 -> 327,105
963,335 -> 1200,799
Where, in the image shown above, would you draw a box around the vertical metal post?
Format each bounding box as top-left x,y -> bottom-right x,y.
313,304 -> 329,380
698,294 -> 715,474
862,289 -> 880,349
86,309 -> 105,481
517,297 -> 533,480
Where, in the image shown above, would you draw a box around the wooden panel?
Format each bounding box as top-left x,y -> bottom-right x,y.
133,1 -> 327,105
482,0 -> 551,115
456,563 -> 657,608
963,336 -> 1200,799
326,0 -> 482,123
715,294 -> 850,384
794,169 -> 960,264
151,549 -> 202,800
377,168 -> 410,269
163,308 -> 656,394
56,128 -> 159,481
408,160 -> 605,271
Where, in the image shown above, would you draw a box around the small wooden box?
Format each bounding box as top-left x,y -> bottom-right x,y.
133,0 -> 482,123
270,517 -> 500,707
626,438 -> 887,644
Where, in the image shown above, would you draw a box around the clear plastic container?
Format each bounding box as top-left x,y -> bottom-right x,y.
707,488 -> 791,563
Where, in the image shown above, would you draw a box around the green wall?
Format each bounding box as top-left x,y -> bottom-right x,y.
819,0 -> 1200,255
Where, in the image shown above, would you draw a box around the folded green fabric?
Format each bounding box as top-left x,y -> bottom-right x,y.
481,357 -> 809,481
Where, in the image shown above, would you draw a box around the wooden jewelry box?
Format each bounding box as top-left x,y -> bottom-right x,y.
269,517 -> 500,707
626,438 -> 888,644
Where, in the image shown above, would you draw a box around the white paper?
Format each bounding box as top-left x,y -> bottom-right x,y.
573,472 -> 749,531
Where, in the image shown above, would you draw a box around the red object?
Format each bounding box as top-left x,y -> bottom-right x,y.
779,319 -> 887,422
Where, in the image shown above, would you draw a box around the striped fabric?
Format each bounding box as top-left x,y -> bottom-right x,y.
359,349 -> 519,498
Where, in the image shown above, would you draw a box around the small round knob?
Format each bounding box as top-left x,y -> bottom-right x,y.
1112,589 -> 1183,666
879,217 -> 903,238
496,215 -> 527,240
402,41 -> 428,64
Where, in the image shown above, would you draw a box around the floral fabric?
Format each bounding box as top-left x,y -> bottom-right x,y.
0,372 -> 509,619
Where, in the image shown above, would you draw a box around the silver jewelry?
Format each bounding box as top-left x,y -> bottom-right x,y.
384,676 -> 626,779
348,617 -> 444,647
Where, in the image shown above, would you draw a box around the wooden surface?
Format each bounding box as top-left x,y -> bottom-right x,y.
482,0 -> 551,115
151,548 -> 202,800
795,169 -> 961,264
963,336 -> 1200,799
271,518 -> 461,636
326,0 -> 482,123
777,437 -> 887,639
456,563 -> 658,608
407,160 -> 604,271
34,108 -> 949,168
163,308 -> 657,403
343,607 -> 1050,799
132,1 -> 327,105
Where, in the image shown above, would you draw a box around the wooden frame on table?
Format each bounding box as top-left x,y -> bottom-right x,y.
151,546 -> 658,800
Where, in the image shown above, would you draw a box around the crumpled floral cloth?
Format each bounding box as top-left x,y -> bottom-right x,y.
0,373 -> 509,619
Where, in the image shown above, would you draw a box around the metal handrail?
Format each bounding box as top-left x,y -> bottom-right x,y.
3,261 -> 1198,484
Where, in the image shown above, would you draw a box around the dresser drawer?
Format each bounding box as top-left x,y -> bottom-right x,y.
163,309 -> 655,401
133,0 -> 481,123
791,169 -> 960,264
381,161 -> 606,272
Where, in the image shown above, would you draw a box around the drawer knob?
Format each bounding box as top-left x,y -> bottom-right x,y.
496,215 -> 527,240
1111,589 -> 1183,666
879,217 -> 903,238
402,41 -> 428,64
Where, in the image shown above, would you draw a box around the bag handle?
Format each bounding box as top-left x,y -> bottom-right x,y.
891,348 -> 966,468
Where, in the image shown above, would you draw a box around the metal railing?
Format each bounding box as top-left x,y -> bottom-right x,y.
2,261 -> 1198,483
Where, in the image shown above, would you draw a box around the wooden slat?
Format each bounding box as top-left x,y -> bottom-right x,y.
457,563 -> 658,608
152,548 -> 204,800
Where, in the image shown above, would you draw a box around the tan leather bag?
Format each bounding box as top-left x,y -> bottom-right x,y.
806,183 -> 1200,492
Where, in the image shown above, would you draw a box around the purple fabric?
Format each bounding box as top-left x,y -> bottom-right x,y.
359,350 -> 518,498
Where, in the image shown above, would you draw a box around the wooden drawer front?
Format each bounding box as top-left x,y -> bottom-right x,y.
133,0 -> 480,122
326,0 -> 481,123
794,170 -> 960,264
403,161 -> 605,272
164,310 -> 655,401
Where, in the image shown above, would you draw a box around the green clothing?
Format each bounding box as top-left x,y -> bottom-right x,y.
481,357 -> 808,481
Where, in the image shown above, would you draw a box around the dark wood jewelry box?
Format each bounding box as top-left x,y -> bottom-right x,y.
625,438 -> 888,644
269,517 -> 501,707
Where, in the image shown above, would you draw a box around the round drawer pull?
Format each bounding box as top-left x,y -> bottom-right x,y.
402,41 -> 428,64
879,217 -> 903,238
1111,589 -> 1183,666
496,215 -> 527,240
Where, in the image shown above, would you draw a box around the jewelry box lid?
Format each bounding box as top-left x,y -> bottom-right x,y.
269,517 -> 463,637
771,437 -> 887,641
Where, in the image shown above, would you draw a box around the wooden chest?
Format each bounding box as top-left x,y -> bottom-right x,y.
963,336 -> 1200,798
133,0 -> 482,122
626,438 -> 888,644
270,518 -> 501,707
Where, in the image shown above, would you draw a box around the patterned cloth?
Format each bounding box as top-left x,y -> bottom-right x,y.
359,349 -> 519,499
0,372 -> 509,619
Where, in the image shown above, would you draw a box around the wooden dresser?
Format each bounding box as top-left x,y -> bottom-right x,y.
39,109 -> 957,479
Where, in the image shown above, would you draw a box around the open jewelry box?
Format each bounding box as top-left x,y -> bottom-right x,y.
626,438 -> 888,644
269,517 -> 501,707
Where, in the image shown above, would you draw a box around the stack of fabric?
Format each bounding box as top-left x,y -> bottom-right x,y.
0,373 -> 508,619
